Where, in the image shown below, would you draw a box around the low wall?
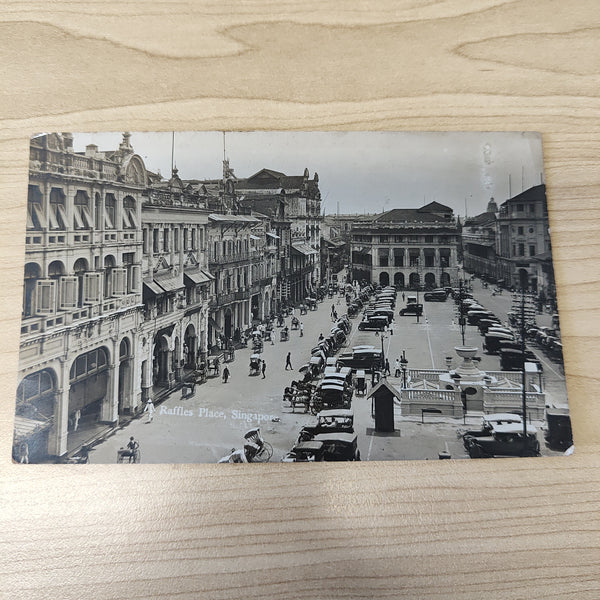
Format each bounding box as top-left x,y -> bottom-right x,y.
400,388 -> 463,417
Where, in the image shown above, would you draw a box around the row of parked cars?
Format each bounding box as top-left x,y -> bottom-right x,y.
358,286 -> 397,331
458,296 -> 542,371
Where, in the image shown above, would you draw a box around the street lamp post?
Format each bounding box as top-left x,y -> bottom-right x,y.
415,257 -> 421,324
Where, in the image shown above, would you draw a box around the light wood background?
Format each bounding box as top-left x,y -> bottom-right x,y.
1,2 -> 599,598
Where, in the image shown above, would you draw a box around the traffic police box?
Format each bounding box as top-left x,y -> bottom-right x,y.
368,379 -> 402,432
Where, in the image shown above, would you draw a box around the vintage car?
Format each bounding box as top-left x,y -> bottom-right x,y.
313,432 -> 361,461
297,409 -> 355,443
545,408 -> 573,451
311,381 -> 352,414
464,423 -> 540,458
460,413 -> 522,450
399,303 -> 423,316
358,316 -> 388,331
337,348 -> 382,373
483,330 -> 515,354
249,354 -> 262,376
499,347 -> 541,371
423,289 -> 447,302
281,441 -> 326,462
478,318 -> 503,335
467,310 -> 495,326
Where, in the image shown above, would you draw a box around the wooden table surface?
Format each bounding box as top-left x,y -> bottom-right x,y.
1,2 -> 599,598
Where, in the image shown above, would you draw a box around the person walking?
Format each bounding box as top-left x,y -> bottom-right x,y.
384,358 -> 391,376
222,365 -> 230,383
127,436 -> 139,463
143,399 -> 155,423
299,322 -> 304,337
261,360 -> 266,379
73,408 -> 81,432
285,352 -> 293,370
394,358 -> 401,378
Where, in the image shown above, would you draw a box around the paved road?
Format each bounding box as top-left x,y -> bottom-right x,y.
90,273 -> 568,464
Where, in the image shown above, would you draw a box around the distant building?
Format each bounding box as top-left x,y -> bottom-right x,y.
350,202 -> 459,289
462,198 -> 498,280
495,184 -> 552,293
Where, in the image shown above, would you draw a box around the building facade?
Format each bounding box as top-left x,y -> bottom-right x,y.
462,198 -> 498,280
495,184 -> 552,293
17,133 -> 147,460
350,202 -> 460,289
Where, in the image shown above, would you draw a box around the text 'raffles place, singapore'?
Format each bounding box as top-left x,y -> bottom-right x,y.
13,132 -> 569,464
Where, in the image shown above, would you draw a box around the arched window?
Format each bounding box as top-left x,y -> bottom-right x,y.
27,186 -> 44,230
74,191 -> 92,229
23,263 -> 42,317
73,258 -> 89,307
104,194 -> 116,229
122,196 -> 137,229
49,188 -> 67,230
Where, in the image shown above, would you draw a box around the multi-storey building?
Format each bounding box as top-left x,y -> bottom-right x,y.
236,168 -> 322,303
17,133 -> 147,460
495,184 -> 552,293
462,198 -> 498,279
350,202 -> 460,289
140,167 -> 213,398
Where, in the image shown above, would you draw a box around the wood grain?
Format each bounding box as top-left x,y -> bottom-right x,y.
1,2 -> 599,598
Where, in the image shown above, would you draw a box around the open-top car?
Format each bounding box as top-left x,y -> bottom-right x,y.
297,409 -> 355,443
281,441 -> 326,462
464,422 -> 540,458
313,432 -> 361,461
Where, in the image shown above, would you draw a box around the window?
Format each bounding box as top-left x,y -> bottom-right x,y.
518,243 -> 525,256
518,226 -> 524,235
83,273 -> 102,303
27,186 -> 44,230
529,227 -> 534,234
191,228 -> 196,250
529,204 -> 536,214
529,245 -> 536,257
424,255 -> 434,267
153,229 -> 159,253
184,229 -> 189,251
174,228 -> 179,253
163,229 -> 169,253
424,235 -> 433,243
122,197 -> 137,229
128,265 -> 141,293
111,268 -> 127,295
49,188 -> 67,230
74,191 -> 93,229
143,229 -> 148,253
59,276 -> 78,309
104,194 -> 116,229
516,204 -> 524,212
35,280 -> 57,314
380,235 -> 388,243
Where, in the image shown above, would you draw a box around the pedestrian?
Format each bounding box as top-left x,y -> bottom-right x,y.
18,441 -> 29,464
299,322 -> 304,337
73,408 -> 81,432
384,358 -> 391,376
143,399 -> 155,423
261,360 -> 266,379
318,332 -> 324,341
394,358 -> 401,378
127,436 -> 139,463
285,352 -> 292,370
222,366 -> 230,383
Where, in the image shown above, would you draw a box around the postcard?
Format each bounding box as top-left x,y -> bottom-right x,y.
12,131 -> 570,464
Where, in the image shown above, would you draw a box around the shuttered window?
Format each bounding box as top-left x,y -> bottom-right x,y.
128,265 -> 141,293
83,272 -> 102,303
35,280 -> 56,314
59,276 -> 78,309
111,268 -> 127,295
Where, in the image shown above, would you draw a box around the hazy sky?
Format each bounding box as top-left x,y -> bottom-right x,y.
72,132 -> 544,218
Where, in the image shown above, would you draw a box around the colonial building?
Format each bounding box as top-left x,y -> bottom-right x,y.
462,198 -> 498,280
17,133 -> 147,460
495,184 -> 552,293
140,167 -> 213,399
350,202 -> 460,289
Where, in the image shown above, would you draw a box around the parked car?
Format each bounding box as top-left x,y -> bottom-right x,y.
358,316 -> 388,331
313,432 -> 361,461
460,413 -> 523,450
399,303 -> 423,316
544,408 -> 573,451
423,289 -> 447,302
464,422 -> 540,458
337,348 -> 383,373
499,347 -> 541,371
297,409 -> 355,443
281,441 -> 326,462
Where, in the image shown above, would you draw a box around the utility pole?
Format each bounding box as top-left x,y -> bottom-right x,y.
458,279 -> 466,345
520,286 -> 528,455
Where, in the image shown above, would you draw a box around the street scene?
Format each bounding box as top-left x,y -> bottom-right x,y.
13,132 -> 570,463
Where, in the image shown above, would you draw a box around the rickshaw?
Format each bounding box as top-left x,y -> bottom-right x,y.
355,369 -> 367,395
280,327 -> 289,342
252,336 -> 263,352
249,354 -> 261,376
208,356 -> 220,377
309,355 -> 324,377
306,297 -> 317,311
297,409 -> 355,443
313,432 -> 361,461
291,316 -> 300,330
299,304 -> 308,315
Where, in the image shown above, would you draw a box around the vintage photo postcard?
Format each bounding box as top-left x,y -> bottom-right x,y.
12,131 -> 570,464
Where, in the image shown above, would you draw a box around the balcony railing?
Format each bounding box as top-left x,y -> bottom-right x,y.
207,250 -> 261,265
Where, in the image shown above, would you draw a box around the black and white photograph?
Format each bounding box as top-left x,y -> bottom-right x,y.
13,131 -> 570,464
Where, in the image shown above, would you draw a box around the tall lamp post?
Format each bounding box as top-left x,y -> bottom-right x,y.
519,278 -> 529,456
415,257 -> 421,324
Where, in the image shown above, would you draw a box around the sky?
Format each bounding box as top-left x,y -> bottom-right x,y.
71,131 -> 545,218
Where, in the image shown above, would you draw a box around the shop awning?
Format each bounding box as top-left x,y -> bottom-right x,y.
184,268 -> 213,285
266,232 -> 280,239
250,235 -> 261,240
143,280 -> 164,296
292,242 -> 318,256
155,273 -> 184,292
13,415 -> 53,443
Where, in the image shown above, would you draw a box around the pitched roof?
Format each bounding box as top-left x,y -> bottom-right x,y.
419,201 -> 453,213
465,212 -> 496,226
374,209 -> 450,223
